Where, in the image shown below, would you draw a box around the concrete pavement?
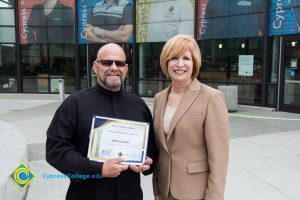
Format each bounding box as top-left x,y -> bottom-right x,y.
0,93 -> 300,200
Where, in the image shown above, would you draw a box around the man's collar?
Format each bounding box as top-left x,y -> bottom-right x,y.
95,82 -> 123,96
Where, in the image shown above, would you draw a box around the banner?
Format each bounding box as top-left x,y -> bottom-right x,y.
18,0 -> 75,44
136,0 -> 195,43
269,0 -> 300,36
198,0 -> 264,40
78,0 -> 134,44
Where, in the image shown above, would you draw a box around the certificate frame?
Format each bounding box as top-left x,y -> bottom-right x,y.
87,115 -> 150,165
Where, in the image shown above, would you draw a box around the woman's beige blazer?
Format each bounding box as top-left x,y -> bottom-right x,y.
153,79 -> 229,200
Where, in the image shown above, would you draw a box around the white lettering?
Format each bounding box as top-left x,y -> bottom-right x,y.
21,1 -> 29,39
200,3 -> 207,35
81,4 -> 88,39
273,0 -> 285,29
137,3 -> 146,40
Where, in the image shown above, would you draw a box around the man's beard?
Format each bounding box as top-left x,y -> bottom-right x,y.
101,71 -> 122,89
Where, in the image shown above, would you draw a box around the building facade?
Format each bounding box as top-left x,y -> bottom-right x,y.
0,0 -> 299,113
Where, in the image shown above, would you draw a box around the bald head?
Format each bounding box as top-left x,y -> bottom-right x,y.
93,43 -> 128,92
97,43 -> 126,60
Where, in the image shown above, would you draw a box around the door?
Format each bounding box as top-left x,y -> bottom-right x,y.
279,35 -> 300,113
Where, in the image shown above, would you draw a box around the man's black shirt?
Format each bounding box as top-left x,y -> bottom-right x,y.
46,83 -> 157,200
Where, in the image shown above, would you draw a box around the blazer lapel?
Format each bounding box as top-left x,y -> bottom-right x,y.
167,79 -> 201,141
156,86 -> 171,153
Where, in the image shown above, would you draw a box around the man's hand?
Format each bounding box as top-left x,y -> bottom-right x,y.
86,24 -> 107,43
129,156 -> 153,173
102,158 -> 129,178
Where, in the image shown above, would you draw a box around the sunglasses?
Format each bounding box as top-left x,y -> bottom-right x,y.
95,59 -> 126,67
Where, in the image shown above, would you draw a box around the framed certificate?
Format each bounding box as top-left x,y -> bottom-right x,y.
87,116 -> 150,165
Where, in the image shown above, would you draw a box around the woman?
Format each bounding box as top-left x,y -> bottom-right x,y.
152,34 -> 229,200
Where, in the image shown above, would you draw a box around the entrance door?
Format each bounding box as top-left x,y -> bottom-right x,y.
279,35 -> 300,113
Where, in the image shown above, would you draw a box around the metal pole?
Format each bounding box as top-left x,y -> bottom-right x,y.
58,79 -> 65,103
277,36 -> 283,111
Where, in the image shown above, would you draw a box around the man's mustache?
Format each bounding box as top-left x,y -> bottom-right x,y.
105,71 -> 121,76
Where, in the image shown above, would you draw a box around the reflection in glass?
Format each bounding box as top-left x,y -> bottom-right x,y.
0,27 -> 15,43
137,43 -> 169,96
0,44 -> 16,92
21,44 -> 75,93
199,37 -> 263,105
0,0 -> 14,8
0,9 -> 15,25
138,80 -> 171,97
283,40 -> 300,106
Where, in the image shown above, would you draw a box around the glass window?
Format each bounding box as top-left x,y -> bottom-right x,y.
137,43 -> 170,97
123,43 -> 133,92
0,27 -> 15,43
0,9 -> 15,25
0,0 -> 14,8
199,37 -> 263,105
21,44 -> 75,93
18,0 -> 75,44
0,44 -> 17,92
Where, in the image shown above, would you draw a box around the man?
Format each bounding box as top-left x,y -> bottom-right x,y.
86,0 -> 133,43
27,0 -> 74,43
46,43 -> 157,200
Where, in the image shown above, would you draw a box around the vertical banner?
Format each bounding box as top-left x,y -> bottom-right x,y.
197,0 -> 209,40
198,0 -> 264,40
136,0 -> 195,43
18,0 -> 75,44
78,0 -> 134,44
269,0 -> 300,36
136,0 -> 151,43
